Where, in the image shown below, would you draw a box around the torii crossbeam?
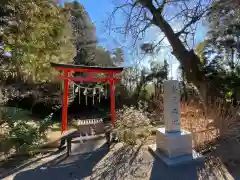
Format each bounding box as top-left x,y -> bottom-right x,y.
51,62 -> 124,132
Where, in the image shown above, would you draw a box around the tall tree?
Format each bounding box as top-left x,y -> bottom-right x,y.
207,0 -> 240,71
109,0 -> 214,102
121,67 -> 140,93
0,0 -> 75,83
203,0 -> 240,103
111,48 -> 124,66
94,46 -> 113,66
149,59 -> 168,96
64,1 -> 97,66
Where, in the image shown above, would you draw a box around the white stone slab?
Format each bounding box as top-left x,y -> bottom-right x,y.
156,128 -> 192,157
163,80 -> 181,132
148,144 -> 204,166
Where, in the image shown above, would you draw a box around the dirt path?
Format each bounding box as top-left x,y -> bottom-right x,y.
2,140 -> 236,180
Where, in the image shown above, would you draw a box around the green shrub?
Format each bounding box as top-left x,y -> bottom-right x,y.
0,107 -> 52,154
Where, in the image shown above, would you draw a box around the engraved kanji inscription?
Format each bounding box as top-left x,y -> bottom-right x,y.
172,118 -> 180,125
172,84 -> 178,93
171,108 -> 178,114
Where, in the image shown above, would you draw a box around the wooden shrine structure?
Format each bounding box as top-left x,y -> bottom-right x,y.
51,62 -> 124,132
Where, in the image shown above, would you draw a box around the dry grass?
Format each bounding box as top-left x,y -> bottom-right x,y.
180,102 -> 219,150
179,100 -> 240,172
150,96 -> 240,173
135,97 -> 240,163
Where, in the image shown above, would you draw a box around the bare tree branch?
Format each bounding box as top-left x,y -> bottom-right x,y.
156,0 -> 167,13
176,8 -> 207,37
154,0 -> 161,7
106,0 -> 154,48
108,0 -> 218,103
177,0 -> 208,32
152,35 -> 167,52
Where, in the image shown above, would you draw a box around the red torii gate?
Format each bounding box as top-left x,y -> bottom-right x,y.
51,62 -> 124,132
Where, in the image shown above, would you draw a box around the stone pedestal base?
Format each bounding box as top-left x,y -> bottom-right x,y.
156,128 -> 192,157
148,144 -> 203,166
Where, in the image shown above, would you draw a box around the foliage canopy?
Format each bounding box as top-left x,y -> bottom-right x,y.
0,0 -> 75,83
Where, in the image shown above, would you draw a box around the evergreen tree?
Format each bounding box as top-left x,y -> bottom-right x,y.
64,1 -> 97,66
0,0 -> 75,83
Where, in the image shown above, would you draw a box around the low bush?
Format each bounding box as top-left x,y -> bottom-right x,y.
0,107 -> 53,157
115,103 -> 151,145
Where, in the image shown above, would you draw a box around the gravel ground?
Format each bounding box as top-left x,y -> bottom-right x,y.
2,139 -> 236,180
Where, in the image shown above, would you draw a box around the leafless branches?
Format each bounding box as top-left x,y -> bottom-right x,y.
174,0 -> 212,46
108,0 -> 213,52
155,0 -> 167,13
107,1 -> 153,45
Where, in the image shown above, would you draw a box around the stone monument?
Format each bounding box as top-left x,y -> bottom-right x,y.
163,80 -> 181,132
149,80 -> 202,166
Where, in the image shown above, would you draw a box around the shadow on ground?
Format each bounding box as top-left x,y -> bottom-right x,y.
149,154 -> 235,180
12,143 -> 236,180
13,143 -> 108,180
0,149 -> 63,179
208,138 -> 240,179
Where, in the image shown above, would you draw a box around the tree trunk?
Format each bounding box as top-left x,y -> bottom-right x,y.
180,65 -> 188,102
141,2 -> 208,102
182,81 -> 188,102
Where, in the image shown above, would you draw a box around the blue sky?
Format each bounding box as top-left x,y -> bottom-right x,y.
77,0 -> 117,49
61,0 -> 207,79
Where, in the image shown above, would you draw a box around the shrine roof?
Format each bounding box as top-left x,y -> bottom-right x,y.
51,62 -> 124,72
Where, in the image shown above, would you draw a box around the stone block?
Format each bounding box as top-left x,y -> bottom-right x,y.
163,80 -> 181,132
156,128 -> 192,157
148,144 -> 204,166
